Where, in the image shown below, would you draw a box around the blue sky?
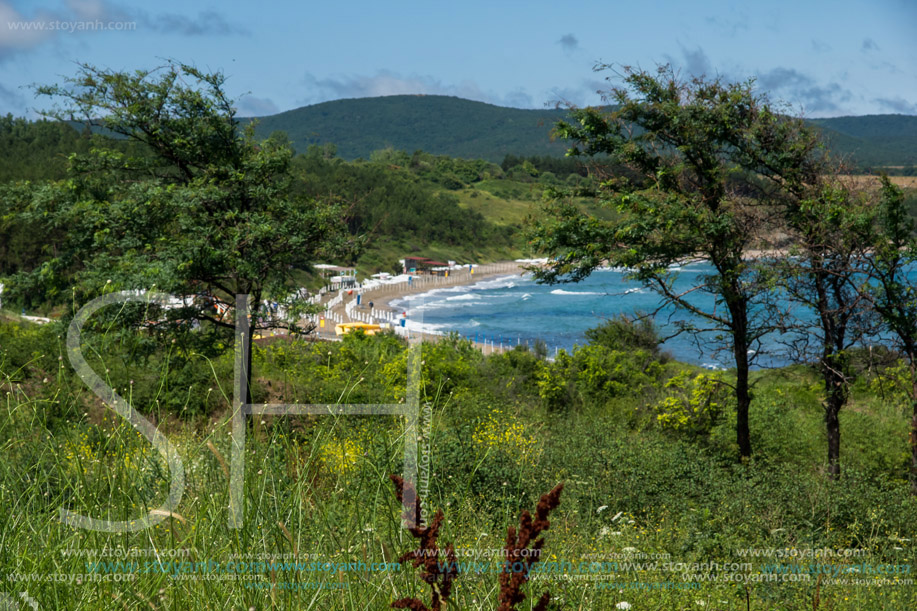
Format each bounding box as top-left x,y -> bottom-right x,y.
0,0 -> 914,118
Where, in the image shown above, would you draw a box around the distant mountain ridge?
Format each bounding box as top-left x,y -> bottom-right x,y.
810,115 -> 917,168
246,96 -> 569,162
246,95 -> 917,168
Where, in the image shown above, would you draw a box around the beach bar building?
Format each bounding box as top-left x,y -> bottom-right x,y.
402,257 -> 452,276
427,262 -> 451,277
314,264 -> 357,290
402,257 -> 431,274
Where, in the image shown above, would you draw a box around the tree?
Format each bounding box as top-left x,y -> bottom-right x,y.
774,178 -> 874,479
529,65 -> 823,458
7,61 -> 355,402
855,176 -> 917,493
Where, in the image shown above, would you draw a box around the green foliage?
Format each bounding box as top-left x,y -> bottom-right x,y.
0,115 -> 152,183
7,72 -> 917,610
653,370 -> 727,436
584,313 -> 665,359
2,318 -> 917,608
0,318 -> 63,384
0,181 -> 78,302
533,64 -> 828,458
501,154 -> 589,179
865,360 -> 911,404
535,348 -> 573,410
771,177 -> 875,478
419,332 -> 482,397
535,344 -> 664,411
474,345 -> 542,404
5,62 -> 354,330
854,175 -> 917,488
290,150 -> 512,249
859,177 -> 917,358
539,65 -> 823,285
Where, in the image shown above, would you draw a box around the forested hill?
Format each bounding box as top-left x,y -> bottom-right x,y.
811,115 -> 917,168
246,95 -> 570,162
247,95 -> 917,168
4,97 -> 917,175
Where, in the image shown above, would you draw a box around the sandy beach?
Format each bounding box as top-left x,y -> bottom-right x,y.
313,261 -> 531,349
374,263 -> 530,314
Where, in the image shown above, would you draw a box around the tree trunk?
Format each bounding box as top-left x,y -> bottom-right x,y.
910,361 -> 917,495
911,405 -> 917,495
823,354 -> 847,481
245,291 -> 260,406
727,282 -> 752,460
235,292 -> 256,406
244,327 -> 254,406
734,340 -> 752,458
825,395 -> 842,480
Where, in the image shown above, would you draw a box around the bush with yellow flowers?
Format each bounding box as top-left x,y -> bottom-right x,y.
653,370 -> 727,436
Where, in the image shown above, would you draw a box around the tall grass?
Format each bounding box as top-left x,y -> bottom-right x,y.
2,321 -> 917,609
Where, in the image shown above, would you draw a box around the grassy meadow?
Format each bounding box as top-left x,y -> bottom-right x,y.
2,311 -> 917,610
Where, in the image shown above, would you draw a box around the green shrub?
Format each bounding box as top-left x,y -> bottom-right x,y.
535,344 -> 664,411
585,313 -> 667,361
473,345 -> 541,406
653,370 -> 728,437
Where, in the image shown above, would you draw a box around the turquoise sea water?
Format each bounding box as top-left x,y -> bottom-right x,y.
391,262 -> 792,369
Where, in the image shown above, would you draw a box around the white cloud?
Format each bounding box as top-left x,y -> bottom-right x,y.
236,94 -> 280,117
136,9 -> 249,36
756,67 -> 852,115
874,96 -> 917,115
0,1 -> 59,58
65,0 -> 113,20
663,45 -> 714,79
300,70 -> 535,108
0,1 -> 245,62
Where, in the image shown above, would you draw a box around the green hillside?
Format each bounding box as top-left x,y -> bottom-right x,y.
246,95 -> 570,162
6,98 -> 917,173
812,114 -> 917,167
246,95 -> 917,168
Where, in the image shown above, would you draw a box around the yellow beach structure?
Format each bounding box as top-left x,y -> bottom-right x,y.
334,322 -> 383,336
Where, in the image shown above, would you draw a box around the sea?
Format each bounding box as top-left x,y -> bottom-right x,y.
391,261 -> 800,370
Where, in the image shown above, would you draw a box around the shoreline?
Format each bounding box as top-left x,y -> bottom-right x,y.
377,265 -> 530,314
359,253 -> 793,321
313,262 -> 530,346
381,266 -> 531,356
